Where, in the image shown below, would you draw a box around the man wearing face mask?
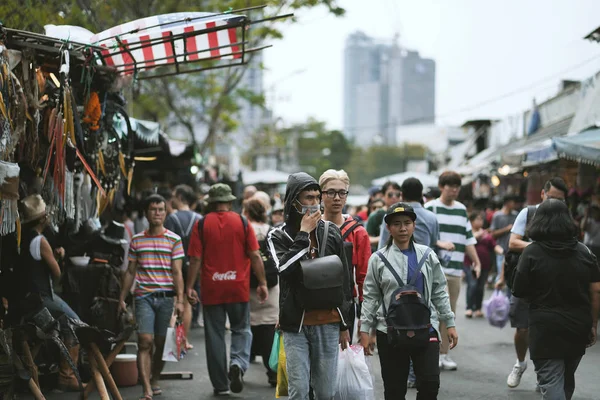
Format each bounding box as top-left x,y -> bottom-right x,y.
267,172 -> 353,400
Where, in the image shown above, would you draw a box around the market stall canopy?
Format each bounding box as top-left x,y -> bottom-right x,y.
553,128 -> 600,166
372,172 -> 439,188
243,169 -> 289,185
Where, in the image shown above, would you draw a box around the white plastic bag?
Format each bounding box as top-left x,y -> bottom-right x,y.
334,345 -> 375,400
163,325 -> 183,362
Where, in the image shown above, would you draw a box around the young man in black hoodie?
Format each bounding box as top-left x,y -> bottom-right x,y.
268,172 -> 352,400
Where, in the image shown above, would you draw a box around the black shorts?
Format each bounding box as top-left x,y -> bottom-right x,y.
509,296 -> 529,329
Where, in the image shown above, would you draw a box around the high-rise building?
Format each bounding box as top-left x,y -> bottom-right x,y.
343,31 -> 435,147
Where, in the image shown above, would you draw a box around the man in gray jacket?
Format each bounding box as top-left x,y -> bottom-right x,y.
360,203 -> 457,399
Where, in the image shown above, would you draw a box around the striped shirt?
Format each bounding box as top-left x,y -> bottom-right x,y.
425,198 -> 476,276
129,229 -> 185,297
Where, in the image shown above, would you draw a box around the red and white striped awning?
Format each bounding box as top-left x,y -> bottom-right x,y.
90,12 -> 247,76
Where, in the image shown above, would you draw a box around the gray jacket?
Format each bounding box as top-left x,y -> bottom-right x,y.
360,243 -> 455,340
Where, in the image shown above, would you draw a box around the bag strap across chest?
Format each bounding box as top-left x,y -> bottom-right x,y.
320,221 -> 330,258
376,247 -> 432,316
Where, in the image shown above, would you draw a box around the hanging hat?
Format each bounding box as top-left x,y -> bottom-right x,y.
206,183 -> 236,203
21,194 -> 47,224
100,221 -> 128,246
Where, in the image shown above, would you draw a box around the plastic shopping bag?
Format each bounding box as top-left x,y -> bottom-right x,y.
334,345 -> 375,400
162,321 -> 185,362
269,330 -> 280,371
275,334 -> 288,398
484,289 -> 511,328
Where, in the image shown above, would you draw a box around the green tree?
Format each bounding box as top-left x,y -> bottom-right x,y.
346,144 -> 428,186
1,0 -> 344,156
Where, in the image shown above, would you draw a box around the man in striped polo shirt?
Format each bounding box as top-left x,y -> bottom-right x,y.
119,194 -> 185,400
425,171 -> 481,371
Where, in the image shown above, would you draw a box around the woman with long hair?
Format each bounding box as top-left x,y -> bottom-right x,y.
243,198 -> 279,387
512,199 -> 600,400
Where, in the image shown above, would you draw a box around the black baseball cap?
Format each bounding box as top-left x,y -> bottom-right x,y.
384,202 -> 417,223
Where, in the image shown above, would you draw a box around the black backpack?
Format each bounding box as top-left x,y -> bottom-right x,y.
376,248 -> 433,348
251,227 -> 278,289
505,205 -> 536,289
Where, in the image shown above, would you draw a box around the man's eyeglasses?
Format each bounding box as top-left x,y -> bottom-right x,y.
324,190 -> 349,199
387,191 -> 401,199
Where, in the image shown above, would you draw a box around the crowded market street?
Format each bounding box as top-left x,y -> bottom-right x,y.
27,286 -> 600,400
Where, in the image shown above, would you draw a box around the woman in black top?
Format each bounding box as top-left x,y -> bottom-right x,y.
512,199 -> 600,400
20,195 -> 83,392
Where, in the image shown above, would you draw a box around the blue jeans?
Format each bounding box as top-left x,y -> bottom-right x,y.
134,295 -> 174,337
284,323 -> 340,400
42,294 -> 81,343
203,302 -> 252,392
534,357 -> 582,400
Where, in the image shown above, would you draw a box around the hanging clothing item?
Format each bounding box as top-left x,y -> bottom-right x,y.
0,161 -> 20,235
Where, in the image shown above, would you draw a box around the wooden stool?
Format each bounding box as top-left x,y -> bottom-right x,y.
79,326 -> 134,400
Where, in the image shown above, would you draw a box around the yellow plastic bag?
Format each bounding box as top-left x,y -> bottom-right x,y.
275,333 -> 288,398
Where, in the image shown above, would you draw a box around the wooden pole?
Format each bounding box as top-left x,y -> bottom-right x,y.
83,339 -> 127,397
89,343 -> 123,400
21,341 -> 39,388
88,353 -> 109,400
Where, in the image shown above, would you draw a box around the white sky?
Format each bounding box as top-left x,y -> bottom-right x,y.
262,0 -> 600,130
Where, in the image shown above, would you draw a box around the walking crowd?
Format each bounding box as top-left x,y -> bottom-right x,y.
105,169 -> 599,400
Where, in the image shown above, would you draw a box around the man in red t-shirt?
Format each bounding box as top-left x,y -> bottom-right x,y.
186,183 -> 268,396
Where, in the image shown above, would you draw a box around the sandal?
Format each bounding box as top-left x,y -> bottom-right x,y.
465,310 -> 473,318
152,386 -> 162,396
185,342 -> 194,350
139,395 -> 153,400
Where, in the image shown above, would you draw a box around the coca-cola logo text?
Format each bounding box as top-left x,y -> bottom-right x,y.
213,271 -> 237,281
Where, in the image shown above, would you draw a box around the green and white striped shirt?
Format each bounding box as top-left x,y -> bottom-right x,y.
425,198 -> 476,276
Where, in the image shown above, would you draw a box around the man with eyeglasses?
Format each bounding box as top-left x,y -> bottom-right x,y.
366,181 -> 402,250
505,177 -> 569,391
319,169 -> 371,343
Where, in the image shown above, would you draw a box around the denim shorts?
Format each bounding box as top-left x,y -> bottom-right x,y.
135,295 -> 174,337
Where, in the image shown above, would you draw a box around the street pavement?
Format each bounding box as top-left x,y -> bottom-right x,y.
25,284 -> 600,399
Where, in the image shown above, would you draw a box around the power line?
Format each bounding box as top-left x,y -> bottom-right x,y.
343,53 -> 600,133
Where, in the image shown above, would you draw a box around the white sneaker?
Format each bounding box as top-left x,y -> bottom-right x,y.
507,362 -> 527,388
440,354 -> 458,370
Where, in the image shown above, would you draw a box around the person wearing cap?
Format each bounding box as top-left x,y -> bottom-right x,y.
186,183 -> 268,395
19,194 -> 84,392
360,202 -> 457,399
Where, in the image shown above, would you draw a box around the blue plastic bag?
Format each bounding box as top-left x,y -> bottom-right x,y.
269,330 -> 280,371
484,289 -> 511,328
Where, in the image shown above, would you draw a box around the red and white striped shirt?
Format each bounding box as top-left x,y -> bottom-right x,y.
129,229 -> 184,297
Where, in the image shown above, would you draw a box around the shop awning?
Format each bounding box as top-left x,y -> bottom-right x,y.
502,116 -> 573,166
553,128 -> 600,165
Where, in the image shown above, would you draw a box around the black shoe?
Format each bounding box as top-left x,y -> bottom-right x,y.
267,371 -> 277,387
228,365 -> 244,393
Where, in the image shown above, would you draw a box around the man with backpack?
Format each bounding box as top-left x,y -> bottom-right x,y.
319,169 -> 371,342
267,172 -> 352,400
185,183 -> 268,396
165,184 -> 202,350
360,203 -> 457,399
505,177 -> 568,390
